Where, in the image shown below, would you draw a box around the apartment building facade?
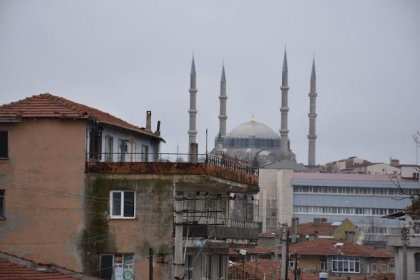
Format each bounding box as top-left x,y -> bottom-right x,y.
0,93 -> 259,279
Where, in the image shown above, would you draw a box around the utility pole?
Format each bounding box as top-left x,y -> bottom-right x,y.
401,223 -> 410,280
280,223 -> 289,280
149,248 -> 154,280
273,230 -> 279,279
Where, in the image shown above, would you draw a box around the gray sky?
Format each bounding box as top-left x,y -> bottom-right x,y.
1,0 -> 419,165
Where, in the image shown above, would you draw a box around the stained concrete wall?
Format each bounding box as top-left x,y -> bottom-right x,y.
0,119 -> 86,271
84,174 -> 175,279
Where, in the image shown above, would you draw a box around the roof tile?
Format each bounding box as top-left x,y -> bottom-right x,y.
289,239 -> 393,258
0,93 -> 163,140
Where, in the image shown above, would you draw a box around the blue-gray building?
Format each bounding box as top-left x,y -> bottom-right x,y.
292,172 -> 420,245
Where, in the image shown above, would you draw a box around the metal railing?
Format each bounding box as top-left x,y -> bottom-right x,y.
182,216 -> 260,230
87,152 -> 259,176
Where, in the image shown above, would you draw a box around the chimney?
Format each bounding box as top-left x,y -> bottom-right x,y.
390,158 -> 400,167
146,111 -> 152,131
314,218 -> 322,226
344,231 -> 355,244
156,121 -> 161,136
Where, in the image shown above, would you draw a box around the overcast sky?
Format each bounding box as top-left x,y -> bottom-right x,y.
1,0 -> 419,165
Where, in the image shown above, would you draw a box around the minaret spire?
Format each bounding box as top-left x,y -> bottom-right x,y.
280,49 -> 290,158
218,64 -> 227,137
188,56 -> 198,153
308,58 -> 318,166
214,63 -> 228,154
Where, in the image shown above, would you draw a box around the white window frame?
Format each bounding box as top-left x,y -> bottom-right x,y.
110,191 -> 136,219
332,256 -> 360,273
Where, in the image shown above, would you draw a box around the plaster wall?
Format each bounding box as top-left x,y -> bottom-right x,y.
367,163 -> 400,175
277,170 -> 293,226
258,169 -> 277,232
258,169 -> 294,232
84,174 -> 174,279
0,119 -> 86,271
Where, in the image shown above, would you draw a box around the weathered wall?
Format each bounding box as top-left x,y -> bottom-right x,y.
84,174 -> 175,279
0,119 -> 86,271
298,255 -> 321,273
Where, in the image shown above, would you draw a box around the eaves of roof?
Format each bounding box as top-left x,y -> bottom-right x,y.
0,93 -> 165,142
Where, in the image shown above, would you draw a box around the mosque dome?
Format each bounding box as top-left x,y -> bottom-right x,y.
226,119 -> 279,139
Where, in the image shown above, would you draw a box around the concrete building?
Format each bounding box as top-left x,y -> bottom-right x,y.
291,172 -> 419,241
257,169 -> 420,246
0,93 -> 259,279
386,199 -> 420,280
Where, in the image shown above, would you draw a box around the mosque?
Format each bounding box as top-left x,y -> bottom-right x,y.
187,50 -> 318,168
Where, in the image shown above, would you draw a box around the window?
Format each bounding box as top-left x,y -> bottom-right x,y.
110,191 -> 135,219
415,253 -> 420,272
185,254 -> 193,280
202,255 -> 212,280
89,127 -> 102,160
105,135 -> 113,162
381,263 -> 387,272
218,255 -> 226,279
0,190 -> 4,218
118,139 -> 129,162
371,263 -> 377,272
332,256 -> 360,273
100,253 -> 134,280
141,145 -> 149,162
320,256 -> 328,271
0,131 -> 8,158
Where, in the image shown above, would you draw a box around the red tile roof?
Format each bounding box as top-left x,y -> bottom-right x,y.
0,251 -> 98,279
229,246 -> 272,255
289,239 -> 393,258
228,259 -> 320,280
291,221 -> 337,236
260,221 -> 337,238
0,93 -> 163,141
0,259 -> 79,279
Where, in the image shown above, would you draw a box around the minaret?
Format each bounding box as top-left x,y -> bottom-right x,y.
188,56 -> 198,154
308,58 -> 317,166
218,64 -> 228,138
279,50 -> 290,158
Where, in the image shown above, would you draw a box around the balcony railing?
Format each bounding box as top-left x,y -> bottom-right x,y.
86,152 -> 259,180
178,217 -> 260,242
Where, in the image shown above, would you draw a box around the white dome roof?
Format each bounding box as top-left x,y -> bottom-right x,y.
226,120 -> 279,139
